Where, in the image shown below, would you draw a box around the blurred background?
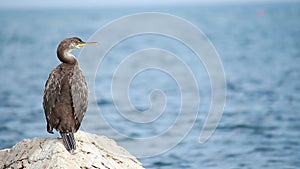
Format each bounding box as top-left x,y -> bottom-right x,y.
0,0 -> 300,168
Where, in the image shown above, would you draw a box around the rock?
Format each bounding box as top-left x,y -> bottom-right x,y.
0,131 -> 144,169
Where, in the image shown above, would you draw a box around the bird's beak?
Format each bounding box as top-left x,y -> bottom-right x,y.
76,42 -> 99,48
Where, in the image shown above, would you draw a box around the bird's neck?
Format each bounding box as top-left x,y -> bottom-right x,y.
57,49 -> 77,64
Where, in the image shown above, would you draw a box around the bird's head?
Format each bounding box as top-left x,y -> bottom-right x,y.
57,37 -> 98,64
60,37 -> 98,51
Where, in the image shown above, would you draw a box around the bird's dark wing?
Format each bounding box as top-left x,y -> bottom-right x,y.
70,66 -> 88,131
43,66 -> 64,133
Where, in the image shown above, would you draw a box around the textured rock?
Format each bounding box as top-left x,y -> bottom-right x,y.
0,131 -> 144,169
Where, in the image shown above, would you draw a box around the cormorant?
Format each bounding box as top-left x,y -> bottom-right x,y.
43,37 -> 97,153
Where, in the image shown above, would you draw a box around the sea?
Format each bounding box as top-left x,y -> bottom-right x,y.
0,2 -> 300,169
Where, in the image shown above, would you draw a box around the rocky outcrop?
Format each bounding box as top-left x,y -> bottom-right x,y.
0,131 -> 144,169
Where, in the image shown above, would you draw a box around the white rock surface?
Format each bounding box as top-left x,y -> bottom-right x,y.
0,131 -> 144,169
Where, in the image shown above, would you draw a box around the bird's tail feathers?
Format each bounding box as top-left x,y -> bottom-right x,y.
61,132 -> 76,153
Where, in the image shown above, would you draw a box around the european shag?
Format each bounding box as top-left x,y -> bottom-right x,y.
43,37 -> 97,153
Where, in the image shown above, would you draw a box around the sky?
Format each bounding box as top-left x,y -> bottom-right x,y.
1,0 -> 299,9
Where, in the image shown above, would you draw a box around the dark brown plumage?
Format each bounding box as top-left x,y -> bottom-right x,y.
43,37 -> 97,153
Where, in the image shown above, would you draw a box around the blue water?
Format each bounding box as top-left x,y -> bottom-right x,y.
1,2 -> 300,168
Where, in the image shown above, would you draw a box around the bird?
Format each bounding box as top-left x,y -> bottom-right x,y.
43,37 -> 97,153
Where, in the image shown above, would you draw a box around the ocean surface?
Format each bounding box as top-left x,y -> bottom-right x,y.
1,2 -> 300,169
